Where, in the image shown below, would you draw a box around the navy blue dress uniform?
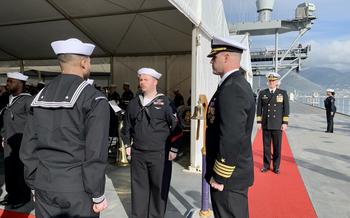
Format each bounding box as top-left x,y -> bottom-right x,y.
324,89 -> 336,133
0,72 -> 31,208
122,68 -> 182,218
205,36 -> 256,218
256,73 -> 289,173
20,38 -> 110,218
120,82 -> 134,110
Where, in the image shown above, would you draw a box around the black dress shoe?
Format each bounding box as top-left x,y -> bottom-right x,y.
273,169 -> 280,174
11,202 -> 27,209
261,167 -> 269,173
0,199 -> 12,206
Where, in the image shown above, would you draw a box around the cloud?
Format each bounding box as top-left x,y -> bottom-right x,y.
305,39 -> 350,72
222,0 -> 350,72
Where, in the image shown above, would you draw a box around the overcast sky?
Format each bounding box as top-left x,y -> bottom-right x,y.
223,0 -> 350,72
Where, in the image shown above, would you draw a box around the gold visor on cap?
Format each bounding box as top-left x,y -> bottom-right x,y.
207,47 -> 228,57
267,75 -> 279,81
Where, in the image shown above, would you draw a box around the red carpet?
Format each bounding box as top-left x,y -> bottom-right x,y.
0,209 -> 35,218
249,130 -> 317,218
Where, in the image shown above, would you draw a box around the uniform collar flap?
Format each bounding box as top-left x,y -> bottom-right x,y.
31,80 -> 89,108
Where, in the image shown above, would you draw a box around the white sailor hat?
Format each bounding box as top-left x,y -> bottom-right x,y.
123,82 -> 130,86
137,68 -> 162,80
7,72 -> 28,81
208,36 -> 247,57
326,88 -> 335,93
266,72 -> 281,81
51,38 -> 95,56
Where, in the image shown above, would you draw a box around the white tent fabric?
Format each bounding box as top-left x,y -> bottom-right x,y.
168,0 -> 231,170
169,0 -> 229,37
111,55 -> 191,98
232,34 -> 253,85
0,0 -> 251,170
0,0 -> 193,61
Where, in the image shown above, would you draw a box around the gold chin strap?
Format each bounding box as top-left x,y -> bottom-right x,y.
212,47 -> 228,52
209,47 -> 228,56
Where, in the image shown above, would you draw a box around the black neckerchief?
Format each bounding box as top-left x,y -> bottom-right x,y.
137,93 -> 165,124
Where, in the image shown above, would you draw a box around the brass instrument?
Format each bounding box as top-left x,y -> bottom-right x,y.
191,95 -> 208,140
116,113 -> 129,166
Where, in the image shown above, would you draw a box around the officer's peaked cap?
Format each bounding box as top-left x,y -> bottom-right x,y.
266,72 -> 281,81
207,36 -> 247,57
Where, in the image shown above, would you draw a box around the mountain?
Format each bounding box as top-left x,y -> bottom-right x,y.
253,71 -> 323,94
299,67 -> 350,90
253,67 -> 350,95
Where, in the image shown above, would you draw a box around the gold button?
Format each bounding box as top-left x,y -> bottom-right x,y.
268,104 -> 270,106
268,115 -> 270,117
274,104 -> 276,106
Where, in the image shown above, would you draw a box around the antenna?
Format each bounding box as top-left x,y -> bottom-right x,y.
230,1 -> 316,80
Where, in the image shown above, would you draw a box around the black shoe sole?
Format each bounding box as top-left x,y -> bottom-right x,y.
261,168 -> 269,173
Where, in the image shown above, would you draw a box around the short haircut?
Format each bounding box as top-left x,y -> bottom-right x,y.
57,54 -> 87,64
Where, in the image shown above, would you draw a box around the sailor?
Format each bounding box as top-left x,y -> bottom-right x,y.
205,36 -> 256,218
173,89 -> 184,108
324,88 -> 336,133
120,82 -> 134,110
108,84 -> 121,103
257,72 -> 290,174
0,72 -> 32,209
20,38 -> 110,217
122,67 -> 182,218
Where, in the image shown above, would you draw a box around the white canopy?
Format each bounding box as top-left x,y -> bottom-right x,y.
0,0 -> 194,61
0,0 -> 250,170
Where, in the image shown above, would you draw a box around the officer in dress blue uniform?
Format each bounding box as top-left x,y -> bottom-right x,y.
122,68 -> 182,218
20,38 -> 109,217
0,72 -> 31,209
324,88 -> 336,133
205,36 -> 256,218
256,72 -> 289,174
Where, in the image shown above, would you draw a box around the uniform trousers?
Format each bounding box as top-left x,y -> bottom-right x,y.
262,129 -> 282,170
4,133 -> 31,204
326,111 -> 335,132
210,187 -> 249,218
35,189 -> 99,218
131,148 -> 172,218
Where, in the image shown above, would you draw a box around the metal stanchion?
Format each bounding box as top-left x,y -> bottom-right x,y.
188,95 -> 213,218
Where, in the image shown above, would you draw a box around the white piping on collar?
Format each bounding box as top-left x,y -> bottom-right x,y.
7,93 -> 31,107
31,81 -> 89,108
138,93 -> 165,107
